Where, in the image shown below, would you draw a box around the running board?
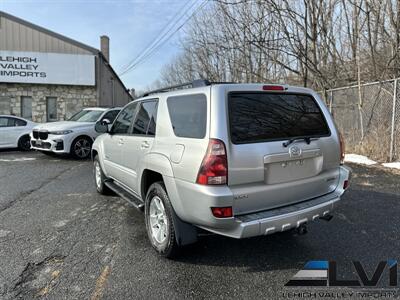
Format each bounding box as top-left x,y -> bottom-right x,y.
104,181 -> 144,211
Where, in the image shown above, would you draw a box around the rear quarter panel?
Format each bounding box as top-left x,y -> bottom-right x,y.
151,87 -> 211,184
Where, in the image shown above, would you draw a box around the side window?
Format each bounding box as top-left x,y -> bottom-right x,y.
7,118 -> 16,127
15,119 -> 27,127
0,117 -> 8,127
132,101 -> 158,136
101,110 -> 120,123
167,94 -> 207,138
46,97 -> 57,122
0,117 -> 24,127
21,96 -> 33,120
112,103 -> 137,134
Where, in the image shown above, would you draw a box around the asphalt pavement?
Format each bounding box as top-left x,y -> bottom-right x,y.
0,150 -> 399,299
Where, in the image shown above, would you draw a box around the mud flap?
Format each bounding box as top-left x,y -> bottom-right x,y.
171,208 -> 198,246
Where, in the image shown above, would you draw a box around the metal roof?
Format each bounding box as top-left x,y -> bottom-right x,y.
0,10 -> 99,55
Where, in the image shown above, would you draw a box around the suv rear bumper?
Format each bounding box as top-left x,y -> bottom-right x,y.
168,165 -> 351,239
200,189 -> 342,238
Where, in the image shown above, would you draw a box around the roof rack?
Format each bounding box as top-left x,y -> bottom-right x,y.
142,79 -> 234,97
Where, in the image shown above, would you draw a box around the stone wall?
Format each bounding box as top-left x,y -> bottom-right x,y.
0,83 -> 97,123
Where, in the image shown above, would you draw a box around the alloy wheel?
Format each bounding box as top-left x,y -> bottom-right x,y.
94,161 -> 102,189
74,138 -> 91,158
21,137 -> 31,150
149,196 -> 168,244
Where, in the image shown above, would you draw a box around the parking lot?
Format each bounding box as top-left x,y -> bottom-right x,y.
0,150 -> 399,299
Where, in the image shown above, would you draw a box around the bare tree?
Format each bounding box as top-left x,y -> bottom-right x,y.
155,0 -> 400,92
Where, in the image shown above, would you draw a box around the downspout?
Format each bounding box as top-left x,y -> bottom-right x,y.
97,52 -> 102,107
111,77 -> 114,107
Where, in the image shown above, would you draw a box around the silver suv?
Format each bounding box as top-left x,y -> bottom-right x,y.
92,80 -> 351,258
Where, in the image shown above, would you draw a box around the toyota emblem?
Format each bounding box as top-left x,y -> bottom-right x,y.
289,145 -> 302,157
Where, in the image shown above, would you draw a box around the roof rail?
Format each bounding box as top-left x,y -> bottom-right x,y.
142,79 -> 235,97
142,79 -> 210,97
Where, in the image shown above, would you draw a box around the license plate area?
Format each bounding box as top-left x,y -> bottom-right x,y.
263,148 -> 323,185
265,157 -> 322,184
36,140 -> 42,146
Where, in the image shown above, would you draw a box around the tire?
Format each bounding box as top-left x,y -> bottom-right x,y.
145,182 -> 180,258
93,156 -> 111,195
18,135 -> 31,151
70,136 -> 92,159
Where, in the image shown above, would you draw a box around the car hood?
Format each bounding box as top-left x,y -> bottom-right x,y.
33,121 -> 94,131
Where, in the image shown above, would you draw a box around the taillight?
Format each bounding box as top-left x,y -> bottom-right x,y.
196,139 -> 228,185
211,207 -> 233,218
339,132 -> 345,165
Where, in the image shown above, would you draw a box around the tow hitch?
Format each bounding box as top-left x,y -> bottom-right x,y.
295,223 -> 308,235
320,214 -> 334,221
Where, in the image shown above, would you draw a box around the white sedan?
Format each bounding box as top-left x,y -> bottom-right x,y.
0,115 -> 37,151
30,107 -> 120,159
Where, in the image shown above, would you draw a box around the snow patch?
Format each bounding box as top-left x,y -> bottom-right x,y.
344,154 -> 377,165
382,162 -> 400,170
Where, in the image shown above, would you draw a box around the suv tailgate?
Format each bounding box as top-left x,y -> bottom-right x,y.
225,90 -> 341,215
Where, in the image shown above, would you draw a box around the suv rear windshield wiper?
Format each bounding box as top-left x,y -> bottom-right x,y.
282,137 -> 313,147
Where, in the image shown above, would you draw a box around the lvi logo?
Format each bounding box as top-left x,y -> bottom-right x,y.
285,260 -> 398,287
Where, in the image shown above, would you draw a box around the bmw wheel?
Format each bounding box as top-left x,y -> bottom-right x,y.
18,135 -> 31,151
71,136 -> 92,159
145,182 -> 180,258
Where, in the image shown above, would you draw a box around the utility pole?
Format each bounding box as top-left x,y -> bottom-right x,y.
396,0 -> 400,77
356,0 -> 364,140
304,0 -> 308,87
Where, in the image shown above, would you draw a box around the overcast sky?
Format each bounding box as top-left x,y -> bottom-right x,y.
0,0 -> 194,91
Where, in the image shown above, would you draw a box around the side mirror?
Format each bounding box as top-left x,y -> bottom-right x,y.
95,120 -> 109,133
101,119 -> 113,132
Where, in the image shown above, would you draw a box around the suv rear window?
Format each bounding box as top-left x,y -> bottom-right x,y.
167,94 -> 207,138
228,92 -> 330,144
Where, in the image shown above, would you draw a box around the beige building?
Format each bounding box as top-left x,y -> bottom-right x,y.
0,11 -> 132,122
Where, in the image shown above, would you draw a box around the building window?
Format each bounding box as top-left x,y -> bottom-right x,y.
66,101 -> 82,120
0,97 -> 11,115
21,96 -> 32,120
46,97 -> 57,122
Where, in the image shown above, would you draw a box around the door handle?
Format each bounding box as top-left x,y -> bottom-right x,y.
141,141 -> 150,149
118,138 -> 124,145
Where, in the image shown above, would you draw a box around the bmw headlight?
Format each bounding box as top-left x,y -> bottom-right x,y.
49,130 -> 73,135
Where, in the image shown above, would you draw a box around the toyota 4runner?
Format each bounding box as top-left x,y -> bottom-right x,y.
92,80 -> 351,258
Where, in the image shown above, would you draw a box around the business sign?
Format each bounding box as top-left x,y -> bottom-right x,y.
285,260 -> 398,287
0,51 -> 95,86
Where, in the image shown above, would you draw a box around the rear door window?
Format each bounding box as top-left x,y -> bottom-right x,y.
132,100 -> 158,136
228,92 -> 330,144
167,94 -> 207,139
0,117 -> 24,127
0,117 -> 9,127
112,103 -> 137,134
7,118 -> 17,127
